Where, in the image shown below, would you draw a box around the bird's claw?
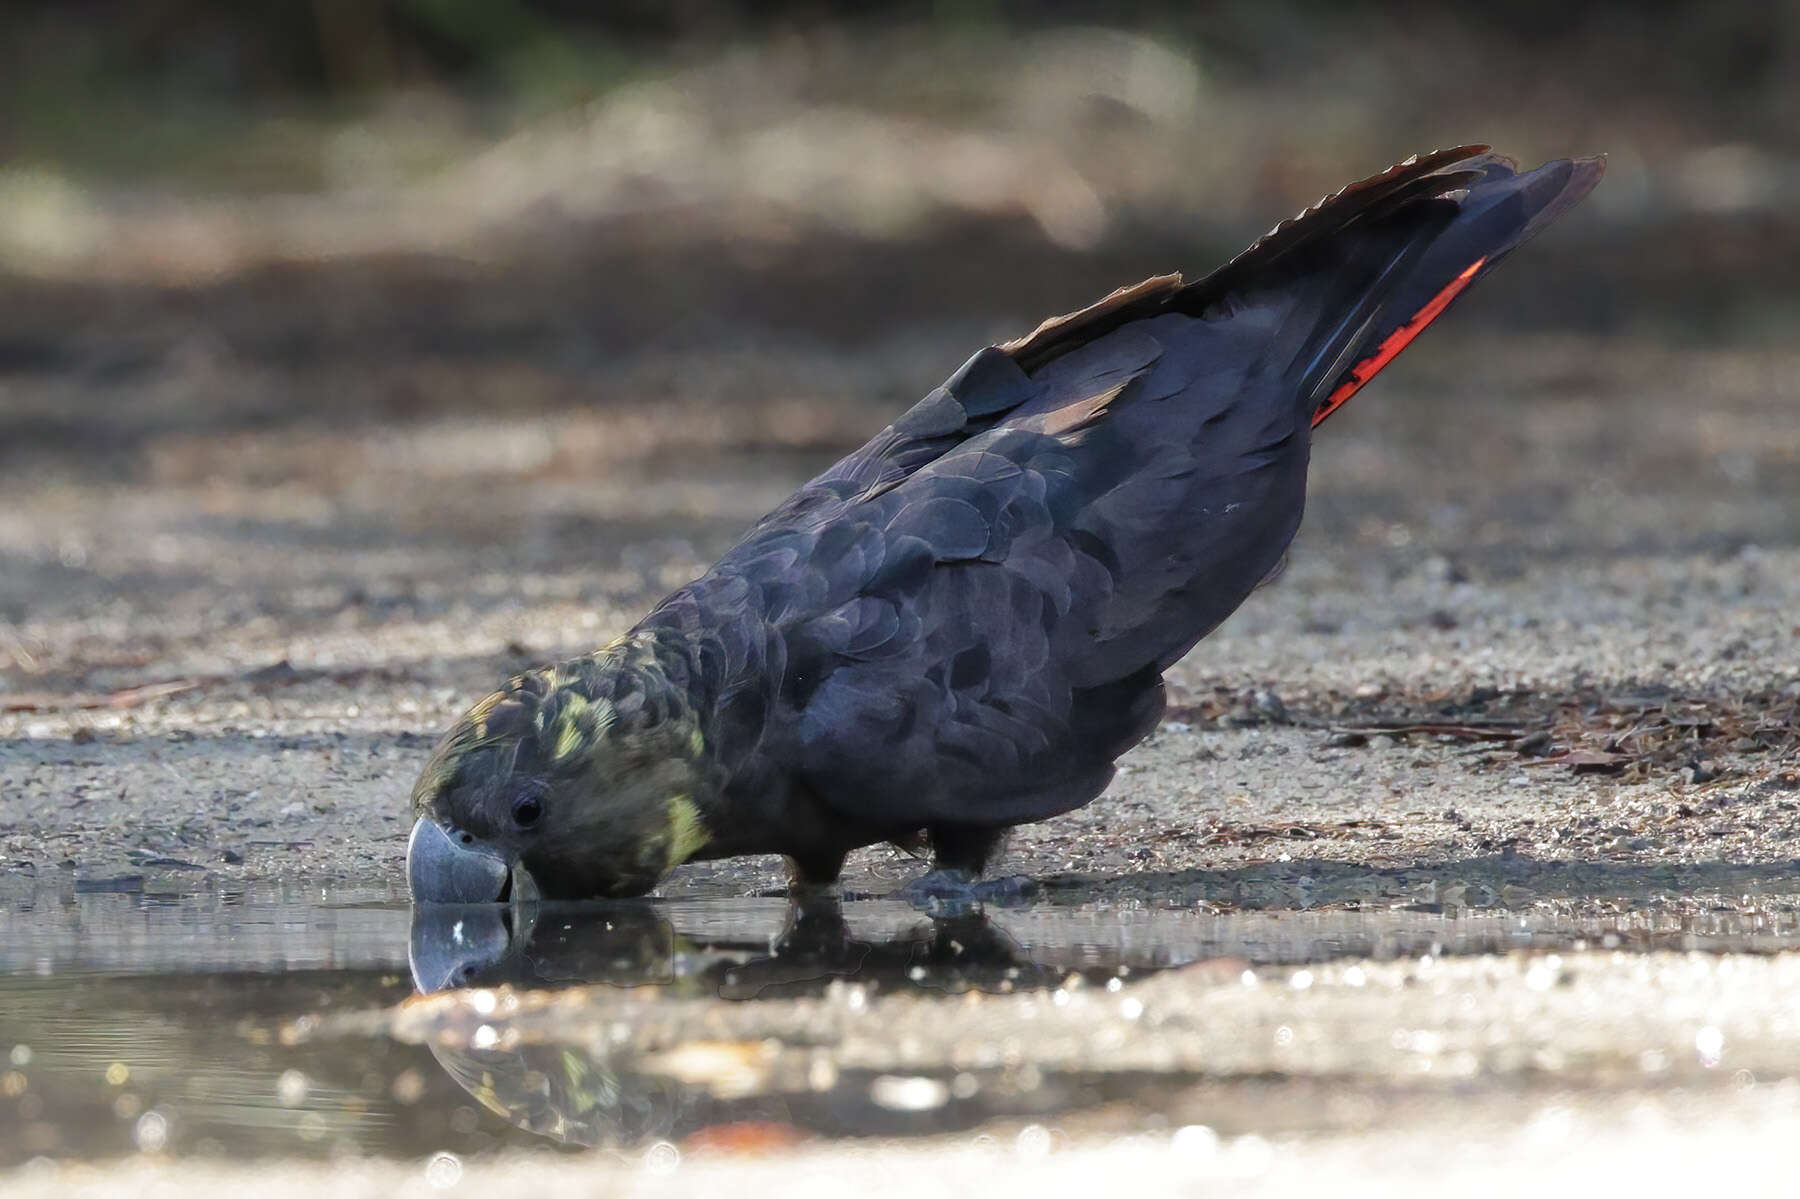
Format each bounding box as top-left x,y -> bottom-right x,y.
894,869 -> 1038,913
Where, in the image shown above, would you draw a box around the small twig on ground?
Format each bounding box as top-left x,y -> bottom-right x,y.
1327,721 -> 1530,742
1,679 -> 200,713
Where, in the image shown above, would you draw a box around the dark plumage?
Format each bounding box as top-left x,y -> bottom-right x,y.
408,146 -> 1604,902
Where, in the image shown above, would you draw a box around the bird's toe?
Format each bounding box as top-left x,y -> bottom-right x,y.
894,869 -> 1038,912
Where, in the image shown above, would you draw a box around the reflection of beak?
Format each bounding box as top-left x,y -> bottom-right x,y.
407,817 -> 511,904
408,903 -> 516,992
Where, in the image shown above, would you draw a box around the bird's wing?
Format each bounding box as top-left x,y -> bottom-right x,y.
781,424 -> 1171,828
805,344 -> 1042,497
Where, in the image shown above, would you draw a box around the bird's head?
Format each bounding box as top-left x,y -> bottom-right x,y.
406,643 -> 714,903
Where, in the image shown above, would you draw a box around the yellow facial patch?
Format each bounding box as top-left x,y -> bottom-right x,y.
664,795 -> 710,868
550,694 -> 616,764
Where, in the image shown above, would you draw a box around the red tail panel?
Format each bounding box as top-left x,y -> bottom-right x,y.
1310,256 -> 1487,429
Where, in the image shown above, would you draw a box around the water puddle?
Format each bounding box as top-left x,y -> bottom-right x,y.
7,885 -> 1800,1167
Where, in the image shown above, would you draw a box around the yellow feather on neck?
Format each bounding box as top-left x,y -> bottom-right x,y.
550,694 -> 615,764
663,795 -> 710,868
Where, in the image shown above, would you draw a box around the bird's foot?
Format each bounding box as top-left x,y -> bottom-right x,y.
894,869 -> 1039,913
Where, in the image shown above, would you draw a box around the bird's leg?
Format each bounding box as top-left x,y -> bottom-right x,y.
786,849 -> 846,893
895,825 -> 1038,910
931,824 -> 1004,875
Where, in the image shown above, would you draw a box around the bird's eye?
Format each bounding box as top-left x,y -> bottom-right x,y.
511,794 -> 543,828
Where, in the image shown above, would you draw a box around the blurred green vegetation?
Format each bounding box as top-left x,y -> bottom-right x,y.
0,1 -> 1794,347
2,0 -> 1794,185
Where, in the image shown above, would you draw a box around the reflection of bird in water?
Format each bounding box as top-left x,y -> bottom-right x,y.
408,900 -> 685,994
713,893 -> 1065,1000
407,894 -> 1055,997
406,895 -> 1075,1147
410,901 -> 728,1146
427,1035 -> 689,1148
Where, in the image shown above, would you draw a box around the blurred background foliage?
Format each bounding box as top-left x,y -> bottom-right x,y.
4,1 -> 1793,177
0,0 -> 1794,467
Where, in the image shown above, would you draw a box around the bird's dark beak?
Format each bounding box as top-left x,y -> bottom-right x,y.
407,817 -> 512,904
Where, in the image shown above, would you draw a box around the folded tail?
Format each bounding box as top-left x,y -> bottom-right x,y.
1275,149 -> 1608,427
1002,146 -> 1606,427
